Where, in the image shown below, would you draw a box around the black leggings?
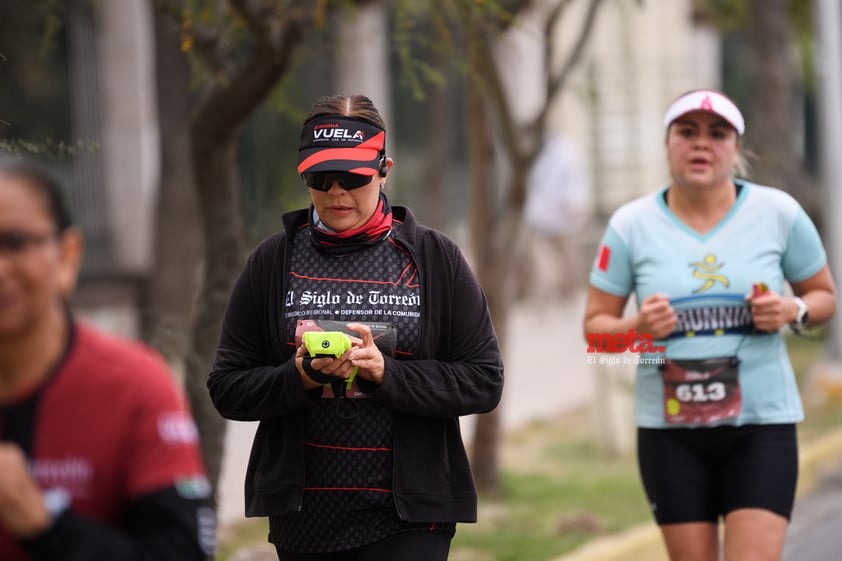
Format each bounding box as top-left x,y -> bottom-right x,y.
276,530 -> 452,561
638,424 -> 798,525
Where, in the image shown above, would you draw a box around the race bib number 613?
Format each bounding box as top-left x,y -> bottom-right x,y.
660,356 -> 741,425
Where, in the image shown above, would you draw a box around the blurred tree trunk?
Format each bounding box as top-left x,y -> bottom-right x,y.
185,127 -> 247,497
335,1 -> 391,127
422,50 -> 451,231
184,40 -> 308,494
144,7 -> 202,366
466,51 -> 504,494
155,1 -> 344,494
746,0 -> 812,209
461,0 -> 604,496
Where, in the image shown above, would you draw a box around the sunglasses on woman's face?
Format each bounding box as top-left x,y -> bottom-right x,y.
0,230 -> 57,257
302,172 -> 373,192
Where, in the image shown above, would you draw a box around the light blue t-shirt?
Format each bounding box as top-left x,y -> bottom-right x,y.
589,181 -> 826,428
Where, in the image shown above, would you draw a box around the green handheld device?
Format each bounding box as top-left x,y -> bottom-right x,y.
301,331 -> 358,388
302,331 -> 353,358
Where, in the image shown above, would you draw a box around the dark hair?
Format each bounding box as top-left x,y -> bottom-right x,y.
0,155 -> 74,232
304,94 -> 386,130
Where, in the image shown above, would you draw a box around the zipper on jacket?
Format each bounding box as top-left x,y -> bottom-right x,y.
295,415 -> 305,512
391,233 -> 424,357
391,430 -> 406,520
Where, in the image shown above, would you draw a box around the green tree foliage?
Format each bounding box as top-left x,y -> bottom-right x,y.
0,1 -> 71,155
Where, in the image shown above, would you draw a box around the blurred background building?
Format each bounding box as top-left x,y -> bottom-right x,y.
1,0 -> 157,335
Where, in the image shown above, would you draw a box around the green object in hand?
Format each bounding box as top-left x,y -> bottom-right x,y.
302,331 -> 353,358
302,331 -> 358,388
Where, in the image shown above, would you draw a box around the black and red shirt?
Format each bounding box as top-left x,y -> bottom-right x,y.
269,218 -> 454,553
0,322 -> 214,561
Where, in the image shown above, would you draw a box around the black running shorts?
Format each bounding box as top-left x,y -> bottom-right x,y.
637,423 -> 798,524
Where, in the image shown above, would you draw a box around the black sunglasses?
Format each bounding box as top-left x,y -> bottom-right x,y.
0,230 -> 57,256
302,172 -> 373,192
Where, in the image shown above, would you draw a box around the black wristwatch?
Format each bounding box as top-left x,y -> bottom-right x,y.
791,297 -> 809,333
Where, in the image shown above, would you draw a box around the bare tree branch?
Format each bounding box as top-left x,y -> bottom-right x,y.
467,8 -> 525,176
535,0 -> 602,128
191,24 -> 228,75
228,0 -> 271,43
543,0 -> 573,108
193,1 -> 361,140
193,14 -> 305,141
156,0 -> 229,79
154,0 -> 183,22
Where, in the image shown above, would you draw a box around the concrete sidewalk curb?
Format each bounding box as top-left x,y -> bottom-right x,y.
794,427 -> 842,496
551,426 -> 842,561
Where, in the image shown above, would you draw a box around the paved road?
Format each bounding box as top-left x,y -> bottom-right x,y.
217,291 -> 599,525
784,461 -> 842,561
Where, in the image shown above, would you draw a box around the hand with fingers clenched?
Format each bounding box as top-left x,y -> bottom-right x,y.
0,443 -> 51,538
295,340 -> 359,389
636,293 -> 677,340
746,288 -> 793,333
346,323 -> 386,385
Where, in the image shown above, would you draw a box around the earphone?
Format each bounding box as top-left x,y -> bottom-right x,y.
378,155 -> 388,177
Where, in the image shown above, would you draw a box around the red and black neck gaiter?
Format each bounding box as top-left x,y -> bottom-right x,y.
308,192 -> 393,255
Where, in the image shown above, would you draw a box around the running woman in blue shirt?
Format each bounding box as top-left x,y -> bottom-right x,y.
584,89 -> 837,561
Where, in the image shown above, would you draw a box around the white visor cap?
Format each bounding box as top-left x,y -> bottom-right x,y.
663,90 -> 745,135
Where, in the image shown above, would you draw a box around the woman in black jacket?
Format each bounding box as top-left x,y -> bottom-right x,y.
208,94 -> 504,561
